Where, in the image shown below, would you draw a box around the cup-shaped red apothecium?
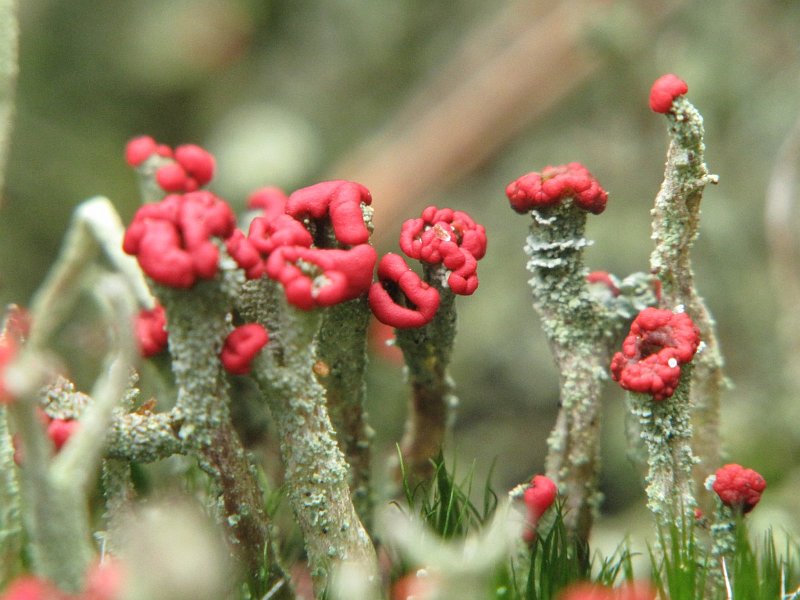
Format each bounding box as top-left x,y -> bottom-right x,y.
227,214 -> 314,280
368,253 -> 440,329
266,244 -> 377,310
398,206 -> 487,296
610,307 -> 700,401
505,162 -> 608,215
246,186 -> 290,221
285,180 -> 373,246
220,324 -> 269,376
648,73 -> 688,114
712,463 -> 766,514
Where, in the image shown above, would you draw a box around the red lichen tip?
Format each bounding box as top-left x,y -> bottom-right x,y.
47,418 -> 80,451
557,582 -> 657,600
286,180 -> 373,246
0,575 -> 66,600
368,253 -> 441,329
610,307 -> 700,401
125,135 -> 173,168
267,244 -> 377,310
174,144 -> 215,187
506,162 -> 608,215
0,336 -> 17,405
135,305 -> 168,357
649,74 -> 688,114
246,186 -> 290,220
125,135 -> 157,167
522,474 -> 557,543
712,463 -> 766,514
586,271 -> 620,297
220,324 -> 269,375
123,191 -> 236,288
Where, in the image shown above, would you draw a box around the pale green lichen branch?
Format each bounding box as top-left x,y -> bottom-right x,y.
27,197 -> 153,350
0,404 -> 22,586
650,94 -> 724,507
393,265 -> 458,486
0,0 -> 18,195
524,200 -> 609,542
151,265 -> 278,583
627,369 -> 697,530
5,274 -> 136,592
246,290 -> 377,597
316,297 -> 374,526
51,276 -> 136,493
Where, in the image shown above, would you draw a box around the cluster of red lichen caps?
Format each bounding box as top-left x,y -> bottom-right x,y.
712,463 -> 766,514
226,181 -> 377,310
286,180 -> 373,246
649,74 -> 688,114
610,307 -> 700,401
506,162 -> 608,215
368,253 -> 441,329
123,191 -> 236,288
125,135 -> 215,194
266,244 -> 377,310
220,324 -> 269,375
522,474 -> 557,544
134,304 -> 168,357
557,582 -> 657,600
398,206 -> 487,296
225,187 -> 314,280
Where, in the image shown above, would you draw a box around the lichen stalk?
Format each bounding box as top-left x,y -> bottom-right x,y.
524,201 -> 608,542
9,382 -> 94,592
7,275 -> 136,592
100,459 -> 136,555
394,266 -> 458,486
246,286 -> 377,596
626,371 -> 697,528
650,95 -> 724,506
0,405 -> 22,585
155,277 -> 275,581
27,198 -> 153,351
316,297 -> 374,526
104,410 -> 184,463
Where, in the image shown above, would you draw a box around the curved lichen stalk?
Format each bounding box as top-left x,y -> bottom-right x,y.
505,163 -> 613,542
648,75 -> 724,508
393,266 -> 458,485
376,205 -> 486,487
316,297 -> 374,525
239,277 -> 378,596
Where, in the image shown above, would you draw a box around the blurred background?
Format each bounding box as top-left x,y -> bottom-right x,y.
2,0 -> 800,554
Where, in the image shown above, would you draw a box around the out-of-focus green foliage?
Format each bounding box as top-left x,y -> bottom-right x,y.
2,0 -> 800,547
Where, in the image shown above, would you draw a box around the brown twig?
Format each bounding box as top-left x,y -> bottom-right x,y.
332,1 -> 681,236
765,113 -> 800,394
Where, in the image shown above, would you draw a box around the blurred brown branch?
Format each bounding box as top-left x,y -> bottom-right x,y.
765,112 -> 800,394
332,0 -> 681,240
